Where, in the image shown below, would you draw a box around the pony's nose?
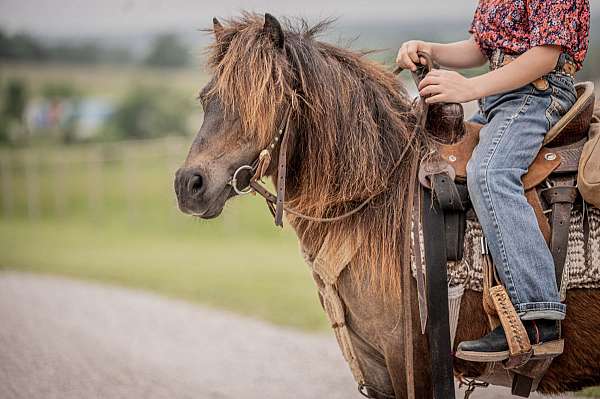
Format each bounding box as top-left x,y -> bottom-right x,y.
175,168 -> 206,198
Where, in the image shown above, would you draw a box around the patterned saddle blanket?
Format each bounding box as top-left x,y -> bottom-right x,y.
412,207 -> 600,298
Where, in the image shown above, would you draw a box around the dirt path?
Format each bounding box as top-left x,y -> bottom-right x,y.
0,272 -> 570,399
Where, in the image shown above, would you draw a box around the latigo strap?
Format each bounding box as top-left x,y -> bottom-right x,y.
542,180 -> 579,290
422,182 -> 456,399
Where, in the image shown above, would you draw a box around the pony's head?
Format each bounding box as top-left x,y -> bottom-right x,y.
176,13 -> 416,231
174,13 -> 294,218
175,12 -> 425,297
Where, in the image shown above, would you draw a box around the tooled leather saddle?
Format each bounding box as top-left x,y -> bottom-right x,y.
429,81 -> 595,276
417,76 -> 596,398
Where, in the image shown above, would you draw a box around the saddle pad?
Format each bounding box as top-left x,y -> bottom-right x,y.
411,207 -> 600,297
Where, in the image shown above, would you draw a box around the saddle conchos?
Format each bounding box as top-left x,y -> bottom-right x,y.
412,52 -> 599,398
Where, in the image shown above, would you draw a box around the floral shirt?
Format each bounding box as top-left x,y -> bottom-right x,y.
469,0 -> 590,70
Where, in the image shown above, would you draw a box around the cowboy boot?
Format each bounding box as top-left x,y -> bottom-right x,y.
455,319 -> 561,362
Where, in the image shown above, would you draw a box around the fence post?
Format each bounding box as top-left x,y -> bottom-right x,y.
0,154 -> 14,218
52,151 -> 67,217
24,151 -> 40,219
88,148 -> 103,216
123,146 -> 136,222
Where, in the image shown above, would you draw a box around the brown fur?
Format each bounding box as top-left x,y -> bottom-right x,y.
190,14 -> 600,397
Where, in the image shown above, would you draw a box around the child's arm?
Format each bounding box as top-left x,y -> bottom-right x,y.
396,38 -> 487,71
418,45 -> 562,104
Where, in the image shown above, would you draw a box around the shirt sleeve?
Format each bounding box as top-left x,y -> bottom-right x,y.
468,4 -> 487,56
527,0 -> 579,49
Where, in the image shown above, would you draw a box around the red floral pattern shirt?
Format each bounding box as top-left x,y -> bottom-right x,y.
469,0 -> 590,70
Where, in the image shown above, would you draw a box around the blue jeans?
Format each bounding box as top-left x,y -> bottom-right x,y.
468,72 -> 577,320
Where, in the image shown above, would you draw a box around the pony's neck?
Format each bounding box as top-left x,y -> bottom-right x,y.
283,56 -> 417,221
271,33 -> 418,298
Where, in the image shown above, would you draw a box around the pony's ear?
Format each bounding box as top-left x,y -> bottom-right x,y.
263,13 -> 284,49
213,17 -> 224,41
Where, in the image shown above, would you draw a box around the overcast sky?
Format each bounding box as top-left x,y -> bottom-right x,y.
0,0 -> 488,37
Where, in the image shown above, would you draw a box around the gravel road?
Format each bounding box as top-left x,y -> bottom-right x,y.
0,272 -> 570,399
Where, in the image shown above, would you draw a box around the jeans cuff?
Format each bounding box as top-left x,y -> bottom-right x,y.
515,302 -> 566,320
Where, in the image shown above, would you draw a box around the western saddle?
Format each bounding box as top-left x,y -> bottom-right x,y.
411,56 -> 596,398
432,80 -> 595,269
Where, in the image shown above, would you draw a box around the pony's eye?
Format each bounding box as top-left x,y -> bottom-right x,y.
197,84 -> 215,109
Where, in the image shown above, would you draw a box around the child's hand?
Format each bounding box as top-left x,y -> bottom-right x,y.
418,70 -> 479,104
396,40 -> 432,71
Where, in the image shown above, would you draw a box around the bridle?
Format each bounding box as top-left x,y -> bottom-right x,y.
227,54 -> 432,228
227,105 -> 294,227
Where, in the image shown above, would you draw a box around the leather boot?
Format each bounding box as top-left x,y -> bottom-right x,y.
455,319 -> 560,362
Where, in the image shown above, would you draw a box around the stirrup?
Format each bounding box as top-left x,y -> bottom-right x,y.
456,338 -> 564,363
531,339 -> 564,359
489,285 -> 533,369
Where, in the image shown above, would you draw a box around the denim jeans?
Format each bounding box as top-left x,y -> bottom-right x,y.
468,72 -> 577,320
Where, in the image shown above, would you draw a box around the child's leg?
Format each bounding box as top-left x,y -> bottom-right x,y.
466,76 -> 576,320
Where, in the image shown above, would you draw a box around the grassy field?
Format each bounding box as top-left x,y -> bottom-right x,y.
0,217 -> 327,330
0,140 -> 329,331
580,388 -> 600,397
0,62 -> 329,331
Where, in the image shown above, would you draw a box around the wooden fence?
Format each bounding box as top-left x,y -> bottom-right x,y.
0,137 -> 190,220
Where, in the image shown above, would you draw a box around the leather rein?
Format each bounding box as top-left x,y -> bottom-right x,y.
227,55 -> 431,228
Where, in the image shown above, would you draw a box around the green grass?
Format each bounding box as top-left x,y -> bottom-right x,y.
579,388 -> 600,398
0,62 -> 330,332
0,216 -> 327,331
0,141 -> 329,331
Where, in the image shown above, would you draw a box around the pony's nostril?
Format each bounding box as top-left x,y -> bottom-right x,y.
188,173 -> 204,195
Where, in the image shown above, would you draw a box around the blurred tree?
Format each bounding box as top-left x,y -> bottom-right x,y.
41,83 -> 79,100
105,86 -> 191,140
144,33 -> 190,68
0,121 -> 6,144
52,43 -> 101,64
0,29 -> 132,64
0,30 -> 46,61
0,79 -> 29,144
3,80 -> 28,120
48,42 -> 131,65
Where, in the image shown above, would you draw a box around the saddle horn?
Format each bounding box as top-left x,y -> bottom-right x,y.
393,50 -> 434,76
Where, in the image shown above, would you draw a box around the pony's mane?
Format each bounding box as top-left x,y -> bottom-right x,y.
207,13 -> 424,296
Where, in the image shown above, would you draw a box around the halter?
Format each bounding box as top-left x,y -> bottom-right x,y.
227,53 -> 432,228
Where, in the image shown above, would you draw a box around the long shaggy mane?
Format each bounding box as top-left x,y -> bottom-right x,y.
207,13 -> 426,295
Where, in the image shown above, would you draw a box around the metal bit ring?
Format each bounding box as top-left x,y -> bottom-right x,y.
229,165 -> 254,195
